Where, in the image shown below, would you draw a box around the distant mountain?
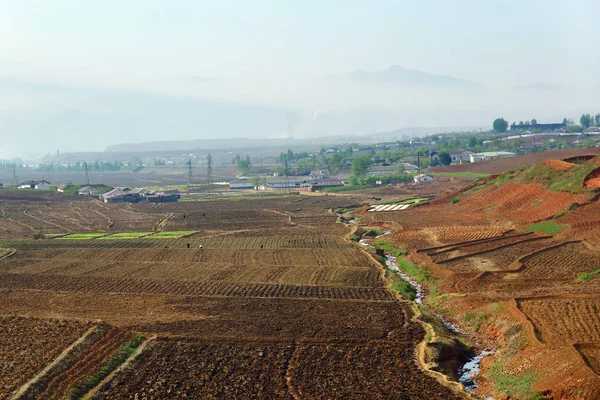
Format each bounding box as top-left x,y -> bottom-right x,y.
349,65 -> 479,86
515,82 -> 564,91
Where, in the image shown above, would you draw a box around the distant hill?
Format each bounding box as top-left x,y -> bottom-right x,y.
349,65 -> 479,86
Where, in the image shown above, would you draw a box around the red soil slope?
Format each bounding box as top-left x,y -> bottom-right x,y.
431,148 -> 600,175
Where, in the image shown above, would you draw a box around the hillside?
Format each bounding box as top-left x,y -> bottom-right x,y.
358,156 -> 600,398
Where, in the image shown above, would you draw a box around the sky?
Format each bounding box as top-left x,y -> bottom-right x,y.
0,0 -> 599,157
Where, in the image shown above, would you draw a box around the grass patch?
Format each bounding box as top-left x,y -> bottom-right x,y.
450,197 -> 460,205
363,228 -> 383,237
389,272 -> 416,301
100,232 -> 153,239
489,361 -> 541,400
431,172 -> 490,179
57,233 -> 109,240
145,231 -> 197,239
576,269 -> 600,282
374,241 -> 431,282
322,185 -> 362,193
524,221 -> 568,236
43,233 -> 68,238
374,241 -> 405,257
532,200 -> 543,208
67,335 -> 145,399
553,210 -> 566,219
464,312 -> 488,331
521,161 -> 596,194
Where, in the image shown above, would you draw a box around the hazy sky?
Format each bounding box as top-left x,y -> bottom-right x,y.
1,1 -> 599,157
2,0 -> 598,87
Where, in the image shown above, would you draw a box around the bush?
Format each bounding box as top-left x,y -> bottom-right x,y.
451,197 -> 460,205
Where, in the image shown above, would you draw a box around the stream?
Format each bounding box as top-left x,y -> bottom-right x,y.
359,235 -> 494,398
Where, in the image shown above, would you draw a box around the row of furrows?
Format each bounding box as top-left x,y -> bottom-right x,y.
0,273 -> 393,301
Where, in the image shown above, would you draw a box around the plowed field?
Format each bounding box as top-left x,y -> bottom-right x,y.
0,192 -> 459,399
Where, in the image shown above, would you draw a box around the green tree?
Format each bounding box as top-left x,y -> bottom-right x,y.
595,114 -> 600,126
396,163 -> 405,174
563,117 -> 568,126
467,136 -> 477,148
493,118 -> 508,133
438,152 -> 452,166
580,113 -> 592,128
351,155 -> 372,176
531,119 -> 537,125
250,176 -> 267,188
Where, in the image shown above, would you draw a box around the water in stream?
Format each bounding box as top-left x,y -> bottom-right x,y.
360,236 -> 494,398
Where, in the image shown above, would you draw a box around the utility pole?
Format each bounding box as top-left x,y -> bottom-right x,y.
284,159 -> 290,194
417,154 -> 421,193
12,164 -> 18,188
206,153 -> 213,194
84,162 -> 90,185
187,158 -> 193,187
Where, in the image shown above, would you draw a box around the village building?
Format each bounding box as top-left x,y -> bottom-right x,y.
19,180 -> 51,190
414,174 -> 434,183
449,149 -> 475,164
469,151 -> 516,163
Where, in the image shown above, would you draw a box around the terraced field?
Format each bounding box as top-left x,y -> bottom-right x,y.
517,296 -> 600,345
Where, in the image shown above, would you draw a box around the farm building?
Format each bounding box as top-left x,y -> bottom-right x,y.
469,151 -> 516,163
78,184 -> 113,196
146,193 -> 180,202
414,174 -> 434,183
57,183 -> 70,193
229,183 -> 254,190
102,188 -> 141,203
309,180 -> 345,191
19,180 -> 51,190
449,150 -> 474,164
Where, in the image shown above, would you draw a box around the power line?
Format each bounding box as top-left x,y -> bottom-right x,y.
284,159 -> 290,194
84,162 -> 90,185
187,158 -> 193,187
206,153 -> 213,194
12,164 -> 18,188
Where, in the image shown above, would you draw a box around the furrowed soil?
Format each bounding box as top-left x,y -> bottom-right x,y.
0,192 -> 460,399
359,157 -> 600,399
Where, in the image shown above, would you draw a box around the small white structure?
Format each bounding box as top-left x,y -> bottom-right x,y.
414,174 -> 434,183
469,151 -> 516,163
19,180 -> 51,190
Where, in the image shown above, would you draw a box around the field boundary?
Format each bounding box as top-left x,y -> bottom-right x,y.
437,235 -> 551,265
476,240 -> 582,279
10,325 -> 104,400
416,230 -> 515,253
85,335 -> 156,399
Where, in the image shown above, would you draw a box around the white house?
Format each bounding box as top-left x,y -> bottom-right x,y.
414,174 -> 434,183
449,150 -> 475,164
19,180 -> 51,190
469,152 -> 516,163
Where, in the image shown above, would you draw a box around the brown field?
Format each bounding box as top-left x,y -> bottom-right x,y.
0,316 -> 96,399
0,192 -> 459,399
517,296 -> 600,346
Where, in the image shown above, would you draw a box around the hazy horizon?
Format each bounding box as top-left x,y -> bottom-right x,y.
1,0 -> 599,158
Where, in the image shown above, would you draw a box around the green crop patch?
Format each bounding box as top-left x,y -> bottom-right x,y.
145,231 -> 197,239
100,232 -> 153,239
525,221 -> 568,236
57,233 -> 109,240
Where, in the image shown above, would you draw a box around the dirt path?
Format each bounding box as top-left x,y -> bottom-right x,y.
85,335 -> 157,399
10,325 -> 103,400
